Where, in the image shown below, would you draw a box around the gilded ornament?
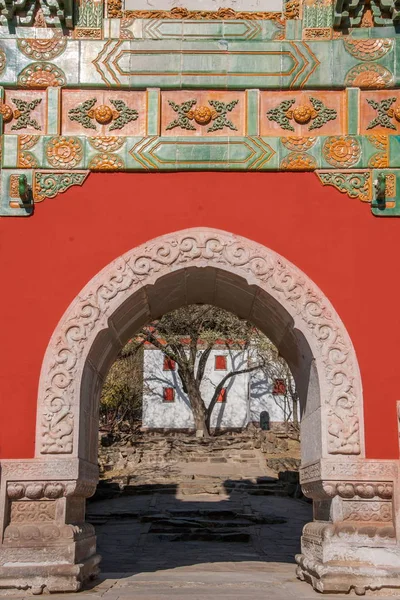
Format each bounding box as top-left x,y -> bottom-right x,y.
292,105 -> 313,124
0,103 -> 13,123
394,106 -> 400,122
280,152 -> 317,170
343,39 -> 393,61
120,18 -> 134,39
385,173 -> 396,198
366,97 -> 397,130
303,27 -> 332,39
17,37 -> 67,61
89,152 -> 125,171
316,171 -> 371,202
368,152 -> 388,168
345,63 -> 393,89
366,134 -> 388,151
112,5 -> 284,21
18,151 -> 38,168
280,136 -> 317,151
0,49 -> 6,74
88,136 -> 125,152
33,5 -> 46,27
9,175 -> 20,199
92,105 -> 114,124
267,97 -> 337,132
46,137 -> 83,169
285,0 -> 300,18
190,106 -> 214,125
107,0 -> 122,18
68,98 -> 138,130
167,99 -> 238,133
19,135 -> 39,151
323,136 -> 361,168
18,62 -> 66,88
74,27 -> 103,38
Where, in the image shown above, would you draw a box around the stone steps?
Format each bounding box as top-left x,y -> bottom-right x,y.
90,473 -> 291,501
86,504 -> 287,544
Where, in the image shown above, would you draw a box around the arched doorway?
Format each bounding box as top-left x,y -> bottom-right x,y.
0,229 -> 397,595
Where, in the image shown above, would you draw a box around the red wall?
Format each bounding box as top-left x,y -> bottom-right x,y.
0,172 -> 398,460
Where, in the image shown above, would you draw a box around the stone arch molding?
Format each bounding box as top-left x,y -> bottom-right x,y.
36,227 -> 364,459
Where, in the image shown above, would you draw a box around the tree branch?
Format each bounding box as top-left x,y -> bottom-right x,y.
205,364 -> 262,426
141,331 -> 181,366
196,343 -> 213,386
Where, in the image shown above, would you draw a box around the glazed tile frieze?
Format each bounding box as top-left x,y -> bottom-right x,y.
0,37 -> 398,90
1,2 -> 400,216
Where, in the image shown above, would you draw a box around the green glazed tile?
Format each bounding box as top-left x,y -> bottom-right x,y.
46,87 -> 61,135
346,88 -> 359,135
147,88 -> 161,136
369,26 -> 396,38
2,135 -> 18,168
389,136 -> 400,168
246,89 -> 260,136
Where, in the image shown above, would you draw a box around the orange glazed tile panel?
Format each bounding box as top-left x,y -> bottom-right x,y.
360,90 -> 400,135
160,90 -> 246,137
260,90 -> 345,137
61,90 -> 147,137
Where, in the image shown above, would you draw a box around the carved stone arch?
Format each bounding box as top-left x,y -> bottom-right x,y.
1,228 -> 399,596
35,227 -> 364,461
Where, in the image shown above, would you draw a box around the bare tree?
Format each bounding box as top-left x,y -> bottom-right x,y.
100,344 -> 144,433
136,305 -> 278,437
100,305 -> 299,438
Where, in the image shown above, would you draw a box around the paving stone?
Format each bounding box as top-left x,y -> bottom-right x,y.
2,492 -> 376,599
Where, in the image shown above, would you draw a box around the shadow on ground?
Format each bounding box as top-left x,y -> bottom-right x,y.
86,478 -> 312,574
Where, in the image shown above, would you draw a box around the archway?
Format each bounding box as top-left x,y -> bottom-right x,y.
0,228 -> 397,595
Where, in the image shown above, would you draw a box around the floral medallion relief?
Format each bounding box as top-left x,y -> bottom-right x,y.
261,90 -> 344,136
61,90 -> 146,137
360,91 -> 400,134
1,90 -> 46,135
161,91 -> 245,136
36,229 -> 364,458
17,62 -> 66,88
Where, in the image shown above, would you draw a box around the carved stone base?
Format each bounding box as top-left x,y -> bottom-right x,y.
0,553 -> 101,594
296,520 -> 400,595
0,459 -> 101,595
296,553 -> 400,595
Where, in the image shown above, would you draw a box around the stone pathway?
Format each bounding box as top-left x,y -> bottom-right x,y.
0,492 -> 375,598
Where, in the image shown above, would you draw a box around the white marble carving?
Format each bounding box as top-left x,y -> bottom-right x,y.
36,228 -> 364,458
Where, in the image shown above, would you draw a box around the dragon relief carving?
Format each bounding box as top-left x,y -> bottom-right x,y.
38,230 -> 363,457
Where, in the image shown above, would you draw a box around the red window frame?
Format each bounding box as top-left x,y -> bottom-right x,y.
272,379 -> 286,395
163,387 -> 175,402
216,388 -> 227,403
215,355 -> 227,370
163,357 -> 176,371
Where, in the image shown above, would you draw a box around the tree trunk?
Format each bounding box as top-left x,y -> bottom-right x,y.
181,371 -> 210,437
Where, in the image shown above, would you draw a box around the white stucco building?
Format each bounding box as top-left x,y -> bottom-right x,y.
142,345 -> 296,430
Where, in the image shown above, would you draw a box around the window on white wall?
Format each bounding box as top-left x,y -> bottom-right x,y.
163,387 -> 175,402
216,388 -> 227,403
163,357 -> 176,371
272,379 -> 286,395
215,355 -> 227,370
